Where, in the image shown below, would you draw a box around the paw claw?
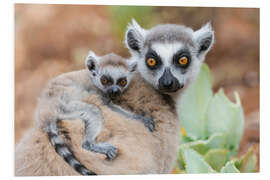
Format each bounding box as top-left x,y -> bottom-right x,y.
82,140 -> 91,151
144,117 -> 155,132
106,146 -> 118,160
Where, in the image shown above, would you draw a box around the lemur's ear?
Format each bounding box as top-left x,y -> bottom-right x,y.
128,60 -> 137,72
85,51 -> 99,76
193,22 -> 214,59
125,19 -> 147,55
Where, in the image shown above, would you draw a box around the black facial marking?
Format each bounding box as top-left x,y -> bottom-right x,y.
117,77 -> 127,87
127,30 -> 140,52
145,48 -> 162,70
158,68 -> 182,93
107,86 -> 121,99
198,35 -> 213,53
100,75 -> 113,86
173,49 -> 191,69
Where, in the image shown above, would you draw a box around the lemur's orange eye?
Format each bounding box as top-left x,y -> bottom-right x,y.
147,58 -> 156,67
120,79 -> 127,86
178,56 -> 189,65
101,78 -> 108,85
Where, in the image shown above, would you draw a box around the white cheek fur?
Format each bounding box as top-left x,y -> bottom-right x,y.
137,61 -> 159,89
134,41 -> 207,91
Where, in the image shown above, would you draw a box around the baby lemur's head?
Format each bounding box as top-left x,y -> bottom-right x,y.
125,19 -> 214,95
85,51 -> 137,99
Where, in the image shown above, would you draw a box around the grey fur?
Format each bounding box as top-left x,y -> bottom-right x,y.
107,103 -> 155,132
15,21 -> 215,175
144,24 -> 196,48
125,19 -> 214,96
35,51 -> 153,175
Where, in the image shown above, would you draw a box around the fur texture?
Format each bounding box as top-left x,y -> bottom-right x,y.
30,51 -> 137,175
15,74 -> 177,175
15,21 -> 214,175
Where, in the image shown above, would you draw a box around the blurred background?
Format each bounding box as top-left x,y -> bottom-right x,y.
15,4 -> 259,171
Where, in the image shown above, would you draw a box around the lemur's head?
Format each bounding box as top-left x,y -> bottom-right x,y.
125,19 -> 214,94
85,51 -> 137,99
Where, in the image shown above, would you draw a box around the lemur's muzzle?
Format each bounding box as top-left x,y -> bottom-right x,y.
158,68 -> 183,93
107,86 -> 121,99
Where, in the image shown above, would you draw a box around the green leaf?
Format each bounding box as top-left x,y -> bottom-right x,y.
220,161 -> 240,173
206,90 -> 245,152
178,141 -> 209,167
179,63 -> 213,140
204,149 -> 229,171
184,148 -> 216,173
238,146 -> 257,172
177,133 -> 227,167
206,133 -> 227,149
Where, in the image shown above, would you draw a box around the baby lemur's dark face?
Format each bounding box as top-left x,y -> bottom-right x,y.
94,65 -> 135,99
86,52 -> 137,99
99,71 -> 129,99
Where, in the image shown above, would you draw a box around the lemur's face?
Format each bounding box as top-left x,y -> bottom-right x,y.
85,52 -> 136,99
96,66 -> 133,99
139,41 -> 199,94
125,20 -> 214,95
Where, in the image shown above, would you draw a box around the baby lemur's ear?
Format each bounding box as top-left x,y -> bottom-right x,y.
193,22 -> 215,59
125,19 -> 147,55
128,60 -> 137,72
85,51 -> 99,76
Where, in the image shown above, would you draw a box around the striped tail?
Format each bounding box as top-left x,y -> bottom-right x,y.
46,122 -> 96,175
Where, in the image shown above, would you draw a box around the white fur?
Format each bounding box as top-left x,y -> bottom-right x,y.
124,19 -> 148,57
152,42 -> 184,67
193,22 -> 215,58
131,19 -> 147,38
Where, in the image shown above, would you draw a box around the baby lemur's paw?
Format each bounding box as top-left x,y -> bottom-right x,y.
104,144 -> 118,160
82,140 -> 92,151
142,116 -> 155,132
133,114 -> 155,132
82,140 -> 118,160
96,142 -> 118,160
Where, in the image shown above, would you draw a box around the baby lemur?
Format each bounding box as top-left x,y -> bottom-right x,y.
35,51 -> 154,175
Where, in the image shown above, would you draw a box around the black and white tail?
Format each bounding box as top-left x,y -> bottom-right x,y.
46,122 -> 96,175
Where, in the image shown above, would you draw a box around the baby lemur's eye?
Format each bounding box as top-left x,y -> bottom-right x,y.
100,76 -> 111,85
117,78 -> 127,87
101,78 -> 108,85
147,58 -> 156,67
120,79 -> 127,86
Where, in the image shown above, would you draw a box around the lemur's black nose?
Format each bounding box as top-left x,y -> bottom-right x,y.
163,78 -> 173,88
112,87 -> 120,96
158,68 -> 181,93
108,86 -> 120,98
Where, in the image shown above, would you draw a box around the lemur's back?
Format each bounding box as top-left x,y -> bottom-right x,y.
111,73 -> 179,173
15,73 -> 178,175
38,69 -> 92,102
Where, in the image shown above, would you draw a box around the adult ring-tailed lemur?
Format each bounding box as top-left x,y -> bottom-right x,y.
15,20 -> 214,175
